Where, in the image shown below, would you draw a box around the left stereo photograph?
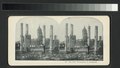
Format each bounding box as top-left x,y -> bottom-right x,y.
8,16 -> 110,66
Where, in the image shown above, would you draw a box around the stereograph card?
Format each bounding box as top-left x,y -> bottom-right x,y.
8,16 -> 110,66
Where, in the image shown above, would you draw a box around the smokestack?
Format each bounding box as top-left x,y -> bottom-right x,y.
50,25 -> 53,53
43,25 -> 46,45
71,24 -> 73,35
94,26 -> 98,55
26,24 -> 28,35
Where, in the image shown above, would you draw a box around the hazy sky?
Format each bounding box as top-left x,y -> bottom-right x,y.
15,16 -> 103,42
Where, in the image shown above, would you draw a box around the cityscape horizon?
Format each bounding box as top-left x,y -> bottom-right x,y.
15,17 -> 103,42
15,22 -> 103,60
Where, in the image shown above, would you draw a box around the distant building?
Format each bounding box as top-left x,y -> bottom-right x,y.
15,41 -> 21,51
45,38 -> 50,49
69,24 -> 76,51
69,35 -> 76,49
65,23 -> 69,52
59,42 -> 65,50
75,39 -> 88,53
53,35 -> 59,50
94,26 -> 98,55
97,36 -> 103,55
49,25 -> 53,53
75,39 -> 83,46
37,26 -> 43,45
20,23 -> 24,51
87,26 -> 91,54
89,39 -> 95,52
30,39 -> 38,47
52,35 -> 59,53
24,24 -> 31,51
88,26 -> 91,46
25,35 -> 31,48
28,26 -> 44,52
82,27 -> 88,46
43,25 -> 46,46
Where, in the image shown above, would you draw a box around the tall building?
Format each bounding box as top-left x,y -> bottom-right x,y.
65,23 -> 69,52
20,23 -> 24,51
53,35 -> 59,52
88,26 -> 91,54
69,24 -> 76,50
24,24 -> 31,51
26,24 -> 28,35
37,26 -> 43,45
82,27 -> 88,45
50,25 -> 53,53
88,26 -> 91,46
94,26 -> 98,55
99,36 -> 102,41
45,38 -> 50,49
98,36 -> 103,55
43,25 -> 46,45
69,35 -> 76,49
71,24 -> 73,35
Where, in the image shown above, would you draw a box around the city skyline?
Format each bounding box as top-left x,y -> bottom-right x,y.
15,17 -> 103,42
16,23 -> 102,42
15,16 -> 104,60
16,22 -> 103,60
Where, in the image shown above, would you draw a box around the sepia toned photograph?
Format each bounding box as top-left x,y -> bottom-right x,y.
8,16 -> 110,66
